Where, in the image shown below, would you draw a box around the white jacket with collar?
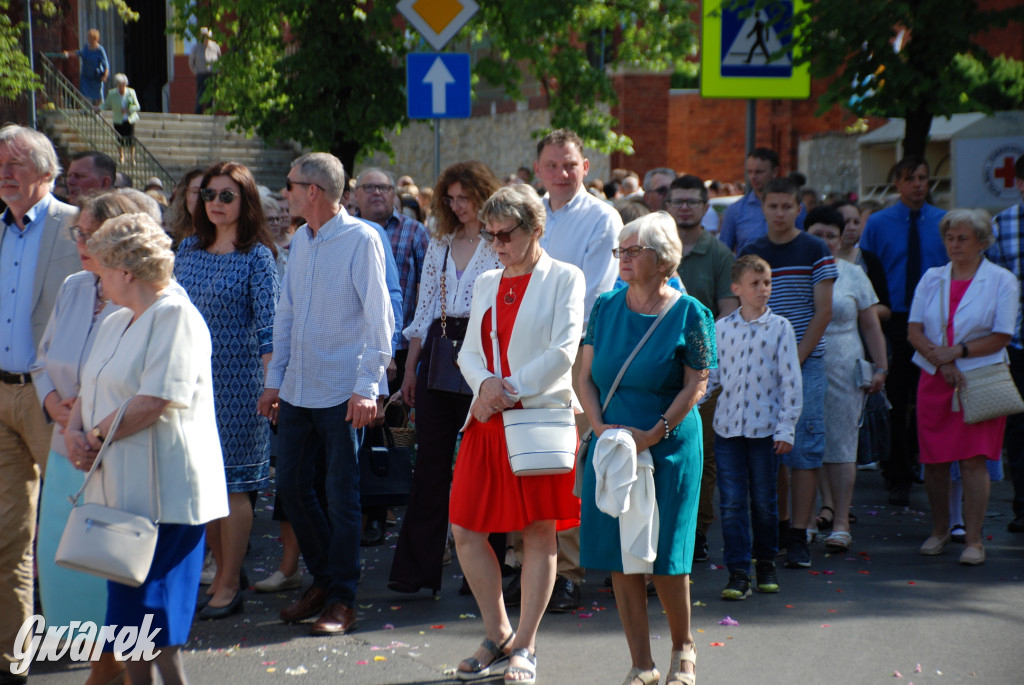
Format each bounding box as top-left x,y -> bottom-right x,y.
909,258 -> 1020,375
458,250 -> 585,428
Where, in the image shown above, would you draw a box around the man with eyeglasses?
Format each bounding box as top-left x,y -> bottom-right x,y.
668,174 -> 739,565
642,167 -> 676,211
352,167 -> 427,546
0,125 -> 79,681
529,128 -> 620,613
258,152 -> 394,637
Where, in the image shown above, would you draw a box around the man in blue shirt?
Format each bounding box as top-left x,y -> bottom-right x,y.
988,154 -> 1024,532
860,156 -> 947,506
720,147 -> 805,253
0,125 -> 79,679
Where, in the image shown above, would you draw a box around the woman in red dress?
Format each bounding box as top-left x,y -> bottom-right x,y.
450,184 -> 585,684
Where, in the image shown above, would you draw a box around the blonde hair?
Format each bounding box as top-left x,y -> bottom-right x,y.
478,184 -> 546,238
940,208 -> 995,249
618,211 -> 683,275
87,213 -> 174,284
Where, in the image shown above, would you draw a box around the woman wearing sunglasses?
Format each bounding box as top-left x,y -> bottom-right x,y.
449,183 -> 584,684
388,161 -> 502,596
173,162 -> 280,619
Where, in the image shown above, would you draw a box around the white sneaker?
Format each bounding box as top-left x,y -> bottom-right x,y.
199,551 -> 217,585
253,569 -> 302,593
856,461 -> 879,471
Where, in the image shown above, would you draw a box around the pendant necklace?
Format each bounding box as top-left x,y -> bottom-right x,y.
503,272 -> 530,305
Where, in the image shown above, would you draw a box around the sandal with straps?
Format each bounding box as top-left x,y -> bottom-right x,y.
456,631 -> 515,681
622,665 -> 660,685
666,644 -> 696,685
503,648 -> 537,684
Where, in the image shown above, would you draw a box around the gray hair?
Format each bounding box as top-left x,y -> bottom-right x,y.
940,208 -> 995,250
80,189 -> 161,225
479,184 -> 546,238
113,188 -> 162,222
291,153 -> 346,202
619,211 -> 683,275
355,167 -> 396,188
643,167 -> 677,189
112,73 -> 128,87
0,124 -> 60,186
87,213 -> 174,284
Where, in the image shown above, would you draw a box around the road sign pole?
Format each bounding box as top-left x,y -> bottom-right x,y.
434,119 -> 441,183
746,99 -> 756,155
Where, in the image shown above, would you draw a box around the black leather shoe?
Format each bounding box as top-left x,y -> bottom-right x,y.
888,487 -> 910,507
547,575 -> 582,613
693,529 -> 709,563
1008,516 -> 1024,533
199,590 -> 244,620
361,519 -> 385,546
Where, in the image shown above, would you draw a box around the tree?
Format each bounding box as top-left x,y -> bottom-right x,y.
779,0 -> 1024,158
168,0 -> 699,171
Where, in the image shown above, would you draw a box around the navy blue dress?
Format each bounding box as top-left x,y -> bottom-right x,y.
78,44 -> 108,101
174,237 -> 278,492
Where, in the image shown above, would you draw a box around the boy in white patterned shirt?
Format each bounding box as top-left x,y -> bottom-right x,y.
705,255 -> 802,600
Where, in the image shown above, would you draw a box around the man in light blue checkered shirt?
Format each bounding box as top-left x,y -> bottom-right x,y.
988,153 -> 1024,534
258,152 -> 394,637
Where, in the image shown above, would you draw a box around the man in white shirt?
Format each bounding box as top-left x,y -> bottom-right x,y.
531,129 -> 620,612
189,27 -> 221,114
258,153 -> 393,636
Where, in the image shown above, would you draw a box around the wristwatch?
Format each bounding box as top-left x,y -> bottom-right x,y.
90,426 -> 105,443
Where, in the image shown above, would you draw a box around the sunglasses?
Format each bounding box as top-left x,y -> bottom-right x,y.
200,188 -> 239,204
612,245 -> 656,259
479,222 -> 524,244
285,179 -> 324,192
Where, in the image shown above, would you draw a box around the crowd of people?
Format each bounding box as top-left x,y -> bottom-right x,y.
2,119 -> 1023,685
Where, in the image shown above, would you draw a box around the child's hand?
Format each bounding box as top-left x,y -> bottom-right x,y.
774,440 -> 793,455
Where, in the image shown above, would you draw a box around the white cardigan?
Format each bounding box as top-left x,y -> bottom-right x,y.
909,259 -> 1020,375
458,251 -> 585,427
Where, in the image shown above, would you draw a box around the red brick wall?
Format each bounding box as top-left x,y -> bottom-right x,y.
169,54 -> 197,114
978,0 -> 1024,59
608,72 -> 671,177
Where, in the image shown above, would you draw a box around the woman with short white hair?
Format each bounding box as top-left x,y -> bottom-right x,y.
103,73 -> 140,164
65,212 -> 228,684
579,212 -> 716,685
909,208 -> 1019,566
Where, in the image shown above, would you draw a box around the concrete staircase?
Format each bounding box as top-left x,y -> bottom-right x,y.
42,111 -> 301,190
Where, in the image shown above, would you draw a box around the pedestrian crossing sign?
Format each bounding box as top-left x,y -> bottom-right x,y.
701,0 -> 810,99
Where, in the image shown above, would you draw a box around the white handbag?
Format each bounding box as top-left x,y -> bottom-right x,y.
55,402 -> 160,587
489,297 -> 579,476
952,362 -> 1024,424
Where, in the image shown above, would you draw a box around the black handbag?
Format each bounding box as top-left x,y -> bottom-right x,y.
426,244 -> 473,396
359,423 -> 414,507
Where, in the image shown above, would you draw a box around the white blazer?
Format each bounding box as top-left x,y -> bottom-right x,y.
459,250 -> 585,428
909,258 -> 1020,375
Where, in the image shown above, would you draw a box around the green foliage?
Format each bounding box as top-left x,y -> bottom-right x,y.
953,54 -> 1024,111
0,0 -> 41,100
169,0 -> 699,167
771,0 -> 1024,156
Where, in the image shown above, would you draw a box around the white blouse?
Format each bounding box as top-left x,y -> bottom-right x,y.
403,234 -> 501,341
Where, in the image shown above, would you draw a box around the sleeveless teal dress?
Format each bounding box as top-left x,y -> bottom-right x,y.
579,288 -> 716,576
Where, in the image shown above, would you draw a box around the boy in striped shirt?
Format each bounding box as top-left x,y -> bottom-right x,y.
739,177 -> 837,569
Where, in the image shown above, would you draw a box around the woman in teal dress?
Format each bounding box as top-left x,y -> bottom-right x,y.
579,212 -> 716,685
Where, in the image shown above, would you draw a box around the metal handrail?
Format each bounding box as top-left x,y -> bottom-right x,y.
37,54 -> 176,191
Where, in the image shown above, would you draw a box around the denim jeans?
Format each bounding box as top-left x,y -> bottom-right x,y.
715,434 -> 780,572
784,354 -> 826,470
276,399 -> 362,606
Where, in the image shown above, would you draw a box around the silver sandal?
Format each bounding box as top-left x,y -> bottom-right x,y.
503,648 -> 537,684
456,631 -> 515,681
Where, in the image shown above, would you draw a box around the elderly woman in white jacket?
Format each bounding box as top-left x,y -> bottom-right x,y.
909,208 -> 1019,566
448,184 -> 584,685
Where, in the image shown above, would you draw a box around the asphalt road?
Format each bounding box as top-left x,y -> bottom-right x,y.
33,467 -> 1024,684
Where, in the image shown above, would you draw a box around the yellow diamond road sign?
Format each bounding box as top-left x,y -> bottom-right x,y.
398,0 -> 478,51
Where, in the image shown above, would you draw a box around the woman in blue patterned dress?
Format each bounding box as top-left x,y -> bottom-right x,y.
174,161 -> 279,619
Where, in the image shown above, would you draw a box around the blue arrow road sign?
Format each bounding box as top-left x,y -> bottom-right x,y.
407,53 -> 471,119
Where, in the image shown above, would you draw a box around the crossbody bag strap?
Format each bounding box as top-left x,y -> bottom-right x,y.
69,399 -> 131,505
70,399 -> 162,523
439,244 -> 451,339
582,290 -> 681,441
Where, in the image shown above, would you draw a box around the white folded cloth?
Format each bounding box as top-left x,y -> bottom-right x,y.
592,428 -> 659,574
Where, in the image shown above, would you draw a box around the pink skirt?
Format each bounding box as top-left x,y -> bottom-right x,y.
916,370 -> 1005,463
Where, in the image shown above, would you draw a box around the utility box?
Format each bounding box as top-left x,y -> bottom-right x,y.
858,111 -> 1024,211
